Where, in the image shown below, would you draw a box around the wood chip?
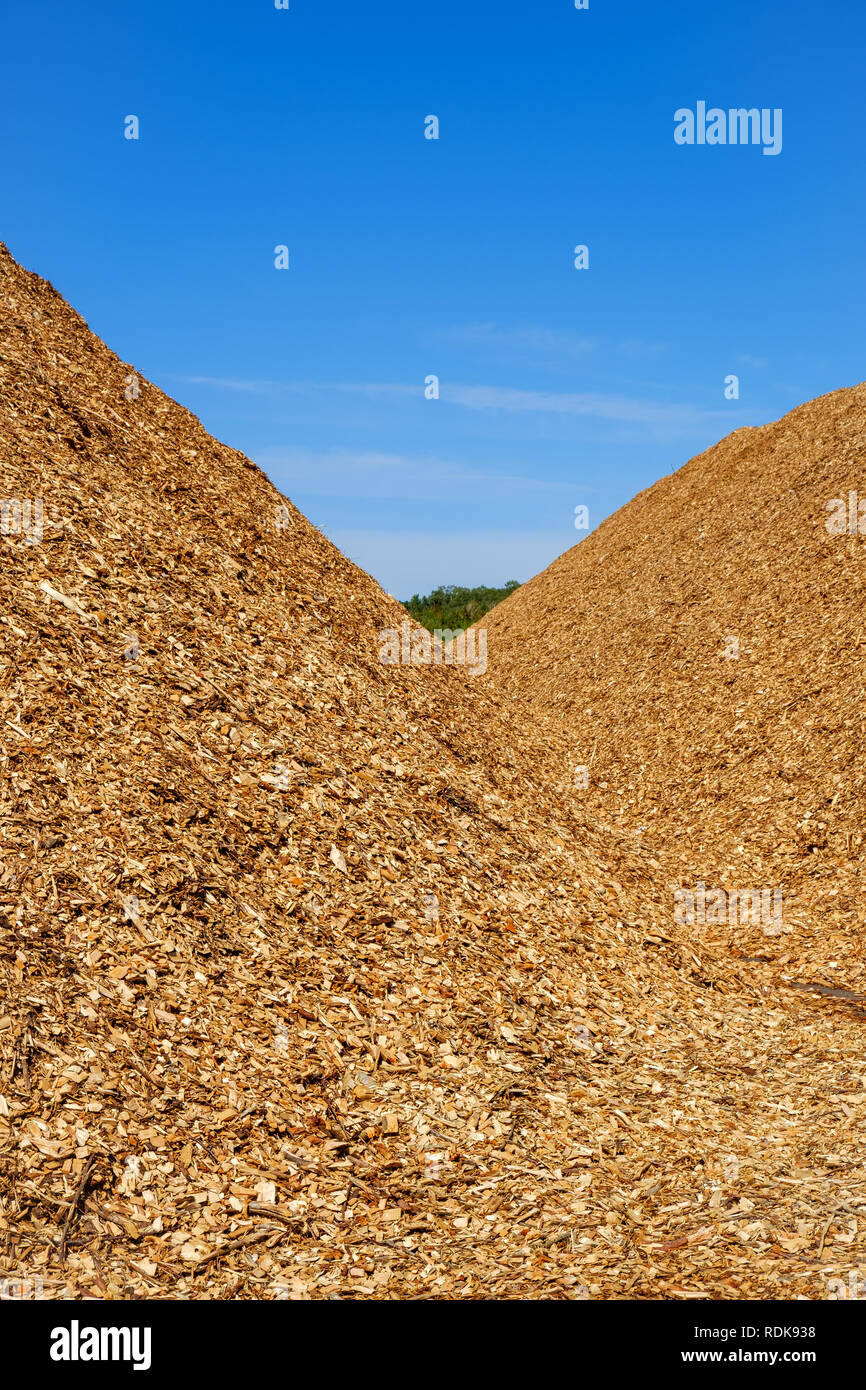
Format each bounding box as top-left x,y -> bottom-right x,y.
2,242 -> 865,1302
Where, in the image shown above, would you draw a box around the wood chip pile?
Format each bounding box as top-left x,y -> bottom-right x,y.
1,244 -> 864,1300
479,397 -> 866,985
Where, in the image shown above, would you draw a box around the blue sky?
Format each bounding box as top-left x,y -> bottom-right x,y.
5,0 -> 865,597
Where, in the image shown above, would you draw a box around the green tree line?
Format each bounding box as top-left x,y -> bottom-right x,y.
402,581 -> 520,633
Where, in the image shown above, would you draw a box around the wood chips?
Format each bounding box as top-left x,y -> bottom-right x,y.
1,243 -> 865,1300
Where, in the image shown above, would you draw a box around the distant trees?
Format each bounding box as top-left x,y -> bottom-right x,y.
402,581 -> 520,633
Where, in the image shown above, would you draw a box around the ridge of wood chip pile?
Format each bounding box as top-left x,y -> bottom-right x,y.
1,243 -> 864,1301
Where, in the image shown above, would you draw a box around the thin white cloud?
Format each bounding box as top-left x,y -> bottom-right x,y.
173,375 -> 279,394
443,383 -> 719,426
170,375 -> 416,399
329,383 -> 417,399
256,446 -> 613,499
169,373 -> 721,428
618,338 -> 668,360
440,322 -> 596,357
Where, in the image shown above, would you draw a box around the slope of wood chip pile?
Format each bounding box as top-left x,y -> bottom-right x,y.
479,394 -> 866,988
2,243 -> 865,1301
